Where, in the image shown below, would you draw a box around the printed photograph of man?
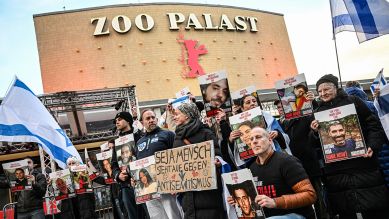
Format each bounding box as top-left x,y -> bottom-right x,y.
227,180 -> 264,219
200,77 -> 232,116
14,168 -> 28,187
327,121 -> 356,155
55,178 -> 69,196
119,144 -> 136,167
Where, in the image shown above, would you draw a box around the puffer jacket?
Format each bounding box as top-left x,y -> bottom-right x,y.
15,168 -> 46,213
173,118 -> 225,219
310,89 -> 389,214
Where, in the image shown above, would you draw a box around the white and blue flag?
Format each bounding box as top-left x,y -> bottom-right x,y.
0,78 -> 82,169
370,68 -> 387,94
331,0 -> 389,43
374,84 -> 389,139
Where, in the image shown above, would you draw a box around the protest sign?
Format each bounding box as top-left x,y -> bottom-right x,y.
275,73 -> 312,119
222,169 -> 266,219
171,95 -> 191,109
229,107 -> 266,160
176,87 -> 190,98
70,164 -> 93,194
100,142 -> 110,152
315,104 -> 367,163
130,155 -> 161,204
84,148 -> 99,180
49,169 -> 76,200
198,70 -> 232,117
155,140 -> 216,193
231,85 -> 261,110
115,134 -> 136,170
96,151 -> 115,184
2,159 -> 32,192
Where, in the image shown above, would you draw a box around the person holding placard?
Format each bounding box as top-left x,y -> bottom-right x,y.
173,102 -> 225,219
13,159 -> 46,219
238,127 -> 316,219
135,109 -> 181,219
310,74 -> 389,218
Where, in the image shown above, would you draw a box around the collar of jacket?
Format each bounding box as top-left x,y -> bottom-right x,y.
119,129 -> 133,136
144,126 -> 161,136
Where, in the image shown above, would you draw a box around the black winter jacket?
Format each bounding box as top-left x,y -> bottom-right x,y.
310,89 -> 389,214
173,119 -> 225,219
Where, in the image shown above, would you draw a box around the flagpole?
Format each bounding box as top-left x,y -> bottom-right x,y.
329,0 -> 343,88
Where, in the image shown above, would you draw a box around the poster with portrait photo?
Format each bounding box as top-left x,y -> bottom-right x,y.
49,169 -> 76,201
2,159 -> 32,192
96,151 -> 116,184
229,107 -> 266,160
70,164 -> 93,194
314,104 -> 367,163
115,134 -> 136,170
100,142 -> 110,152
222,169 -> 266,219
275,73 -> 313,120
129,155 -> 161,204
231,86 -> 261,112
84,148 -> 99,180
198,70 -> 232,117
176,87 -> 190,98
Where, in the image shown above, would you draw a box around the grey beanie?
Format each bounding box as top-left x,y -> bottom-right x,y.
177,102 -> 200,120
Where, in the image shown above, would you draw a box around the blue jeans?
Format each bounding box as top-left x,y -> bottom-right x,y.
17,209 -> 45,219
121,187 -> 137,219
268,213 -> 305,219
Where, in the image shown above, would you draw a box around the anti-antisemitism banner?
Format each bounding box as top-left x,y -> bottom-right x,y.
115,134 -> 136,170
275,73 -> 312,119
129,155 -> 161,204
2,159 -> 32,192
50,169 -> 76,201
314,104 -> 367,163
229,107 -> 266,160
198,70 -> 232,117
176,87 -> 190,98
222,169 -> 266,219
231,85 -> 261,109
85,148 -> 99,180
155,140 -> 216,193
70,164 -> 93,194
96,151 -> 115,184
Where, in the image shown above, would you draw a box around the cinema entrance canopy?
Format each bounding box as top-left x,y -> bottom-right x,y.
33,3 -> 297,104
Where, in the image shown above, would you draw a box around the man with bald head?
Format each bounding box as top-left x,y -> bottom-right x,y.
229,127 -> 317,218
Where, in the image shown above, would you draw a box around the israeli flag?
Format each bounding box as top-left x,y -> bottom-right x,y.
331,0 -> 389,43
0,78 -> 82,169
171,95 -> 190,109
374,84 -> 389,139
370,68 -> 387,94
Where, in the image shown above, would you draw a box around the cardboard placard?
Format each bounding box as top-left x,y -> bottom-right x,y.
49,169 -> 76,200
96,151 -> 115,184
2,159 -> 32,192
155,140 -> 216,193
315,104 -> 367,163
275,73 -> 312,119
222,169 -> 266,219
70,164 -> 93,194
130,155 -> 161,204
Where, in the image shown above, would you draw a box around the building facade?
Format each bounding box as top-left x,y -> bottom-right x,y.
34,3 -> 297,103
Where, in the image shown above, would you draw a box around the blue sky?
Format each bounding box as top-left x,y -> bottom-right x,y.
1,0 -> 389,97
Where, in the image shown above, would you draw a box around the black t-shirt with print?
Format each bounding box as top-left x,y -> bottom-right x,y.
249,152 -> 315,218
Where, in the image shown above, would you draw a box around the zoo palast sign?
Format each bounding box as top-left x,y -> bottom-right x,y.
91,13 -> 259,35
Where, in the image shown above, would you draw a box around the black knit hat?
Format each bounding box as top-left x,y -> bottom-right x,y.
114,111 -> 133,126
316,74 -> 339,90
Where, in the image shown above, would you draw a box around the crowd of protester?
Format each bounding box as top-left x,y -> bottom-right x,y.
5,74 -> 389,219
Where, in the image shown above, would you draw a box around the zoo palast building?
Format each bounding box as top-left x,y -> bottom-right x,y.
33,3 -> 297,103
